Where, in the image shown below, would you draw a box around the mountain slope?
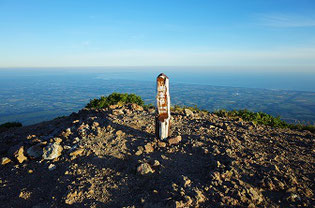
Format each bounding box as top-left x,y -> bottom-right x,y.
0,104 -> 314,207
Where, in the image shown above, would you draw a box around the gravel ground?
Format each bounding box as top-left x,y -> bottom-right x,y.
0,104 -> 314,207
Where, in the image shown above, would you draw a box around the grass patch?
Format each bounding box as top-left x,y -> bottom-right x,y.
171,104 -> 208,113
214,109 -> 315,133
0,122 -> 22,133
0,122 -> 22,128
86,92 -> 144,109
143,103 -> 155,111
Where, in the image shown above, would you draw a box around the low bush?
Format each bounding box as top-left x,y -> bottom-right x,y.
0,122 -> 22,128
86,93 -> 314,133
143,103 -> 155,110
214,109 -> 315,133
171,104 -> 206,112
86,92 -> 144,109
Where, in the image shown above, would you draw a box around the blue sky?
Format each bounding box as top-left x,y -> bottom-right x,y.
0,0 -> 315,70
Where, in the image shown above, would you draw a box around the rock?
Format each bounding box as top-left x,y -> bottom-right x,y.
181,175 -> 191,187
42,143 -> 63,160
304,188 -> 313,198
27,144 -> 43,159
92,121 -> 99,128
26,135 -> 36,140
151,160 -> 160,167
193,188 -> 206,204
212,171 -> 222,182
78,124 -> 89,133
63,145 -> 71,150
287,193 -> 301,202
157,141 -> 166,148
144,143 -> 154,153
175,200 -> 186,208
72,120 -> 80,124
135,146 -> 144,155
13,146 -> 27,163
54,137 -> 62,144
184,109 -> 194,116
137,163 -> 154,175
123,109 -> 132,115
272,177 -> 285,190
72,137 -> 80,144
168,136 -> 182,145
65,190 -> 83,205
115,130 -> 124,136
148,108 -> 155,114
109,104 -> 118,109
106,125 -> 113,131
225,148 -> 232,155
223,123 -> 231,130
247,187 -> 263,204
131,104 -> 143,111
112,109 -> 124,115
69,148 -> 84,156
1,157 -> 12,165
64,128 -> 72,137
48,164 -> 56,171
265,178 -> 276,190
135,150 -> 143,156
19,190 -> 31,200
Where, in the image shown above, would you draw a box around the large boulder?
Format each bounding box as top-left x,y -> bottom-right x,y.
42,143 -> 63,160
27,143 -> 44,159
184,109 -> 194,116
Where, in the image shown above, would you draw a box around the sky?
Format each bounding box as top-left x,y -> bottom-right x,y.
0,0 -> 315,70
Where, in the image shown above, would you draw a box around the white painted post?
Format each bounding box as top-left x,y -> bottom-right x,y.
155,73 -> 171,140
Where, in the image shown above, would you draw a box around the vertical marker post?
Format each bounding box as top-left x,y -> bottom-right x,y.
155,73 -> 171,140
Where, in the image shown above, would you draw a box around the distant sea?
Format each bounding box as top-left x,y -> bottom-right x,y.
0,68 -> 314,125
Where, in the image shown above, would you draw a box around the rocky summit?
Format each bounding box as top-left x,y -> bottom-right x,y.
0,104 -> 314,208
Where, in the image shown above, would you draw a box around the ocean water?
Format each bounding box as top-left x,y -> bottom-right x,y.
0,68 -> 314,125
1,68 -> 315,91
95,68 -> 315,92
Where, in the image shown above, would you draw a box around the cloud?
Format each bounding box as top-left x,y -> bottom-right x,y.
58,48 -> 315,68
258,13 -> 315,27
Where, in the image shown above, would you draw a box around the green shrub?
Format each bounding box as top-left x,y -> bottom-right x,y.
0,122 -> 22,128
214,109 -> 315,133
143,103 -> 155,110
86,92 -> 144,109
171,104 -> 203,112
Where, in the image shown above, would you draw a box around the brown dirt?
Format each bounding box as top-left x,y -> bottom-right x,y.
0,105 -> 314,207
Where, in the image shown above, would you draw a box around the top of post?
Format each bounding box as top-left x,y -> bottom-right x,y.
157,73 -> 169,79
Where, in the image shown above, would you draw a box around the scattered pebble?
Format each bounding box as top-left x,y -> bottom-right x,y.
48,164 -> 56,171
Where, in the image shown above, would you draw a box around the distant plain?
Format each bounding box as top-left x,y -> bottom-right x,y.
0,68 -> 314,125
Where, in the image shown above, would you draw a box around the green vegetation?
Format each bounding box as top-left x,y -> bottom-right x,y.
86,93 -> 314,133
214,109 -> 315,133
0,122 -> 22,128
171,104 -> 208,113
86,92 -> 144,109
143,103 -> 155,111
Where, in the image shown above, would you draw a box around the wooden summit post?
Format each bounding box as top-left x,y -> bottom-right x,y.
155,73 -> 171,140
